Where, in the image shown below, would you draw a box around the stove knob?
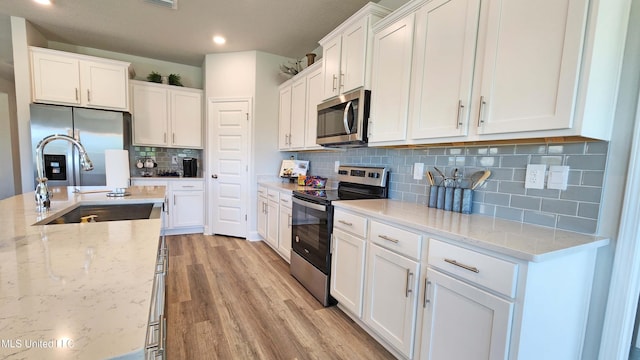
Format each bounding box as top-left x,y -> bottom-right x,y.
368,172 -> 380,178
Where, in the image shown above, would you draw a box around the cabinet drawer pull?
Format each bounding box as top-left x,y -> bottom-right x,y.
456,100 -> 464,129
180,185 -> 195,188
338,220 -> 353,226
405,269 -> 413,297
378,234 -> 399,244
444,258 -> 479,273
477,96 -> 486,127
423,278 -> 431,307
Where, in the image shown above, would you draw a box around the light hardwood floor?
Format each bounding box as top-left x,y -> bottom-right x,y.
166,234 -> 396,360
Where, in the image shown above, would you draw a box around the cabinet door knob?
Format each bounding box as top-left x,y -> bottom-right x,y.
211,174 -> 218,179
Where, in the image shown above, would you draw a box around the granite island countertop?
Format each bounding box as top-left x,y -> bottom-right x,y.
0,186 -> 166,359
333,199 -> 609,262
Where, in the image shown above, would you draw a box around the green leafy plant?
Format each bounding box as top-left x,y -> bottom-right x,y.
146,71 -> 162,83
168,73 -> 183,86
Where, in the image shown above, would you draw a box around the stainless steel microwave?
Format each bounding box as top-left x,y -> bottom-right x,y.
316,88 -> 370,147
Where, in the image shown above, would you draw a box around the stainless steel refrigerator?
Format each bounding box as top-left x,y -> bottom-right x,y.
30,104 -> 131,187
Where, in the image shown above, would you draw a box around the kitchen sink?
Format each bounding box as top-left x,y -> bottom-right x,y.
38,203 -> 162,225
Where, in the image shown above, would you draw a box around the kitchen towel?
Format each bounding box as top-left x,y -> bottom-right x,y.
105,149 -> 130,190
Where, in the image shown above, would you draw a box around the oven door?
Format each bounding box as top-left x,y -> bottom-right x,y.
291,196 -> 333,274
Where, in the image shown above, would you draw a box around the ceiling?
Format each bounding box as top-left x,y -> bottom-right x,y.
0,0 -> 389,72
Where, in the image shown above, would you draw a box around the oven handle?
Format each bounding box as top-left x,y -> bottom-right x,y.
293,197 -> 327,212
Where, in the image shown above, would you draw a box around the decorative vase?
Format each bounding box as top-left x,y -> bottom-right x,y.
306,53 -> 317,66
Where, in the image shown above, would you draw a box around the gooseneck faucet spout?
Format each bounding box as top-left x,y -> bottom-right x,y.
35,134 -> 94,212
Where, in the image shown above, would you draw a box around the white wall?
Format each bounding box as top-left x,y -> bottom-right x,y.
48,41 -> 203,89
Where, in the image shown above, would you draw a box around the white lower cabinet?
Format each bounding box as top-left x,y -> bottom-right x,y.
265,189 -> 280,249
131,178 -> 204,234
277,193 -> 293,262
331,228 -> 367,317
365,243 -> 420,359
419,268 -> 512,360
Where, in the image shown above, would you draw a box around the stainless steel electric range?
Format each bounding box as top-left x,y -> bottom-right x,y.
290,165 -> 390,306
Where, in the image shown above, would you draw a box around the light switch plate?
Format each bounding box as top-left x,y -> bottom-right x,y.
525,164 -> 546,189
334,161 -> 340,173
413,163 -> 424,180
547,165 -> 570,190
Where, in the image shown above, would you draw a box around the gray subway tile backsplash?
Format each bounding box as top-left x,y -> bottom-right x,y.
296,140 -> 608,234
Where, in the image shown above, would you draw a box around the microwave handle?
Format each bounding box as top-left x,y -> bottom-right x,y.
343,101 -> 353,134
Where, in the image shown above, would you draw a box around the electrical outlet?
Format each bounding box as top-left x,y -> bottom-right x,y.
525,164 -> 546,189
172,156 -> 178,165
413,163 -> 424,180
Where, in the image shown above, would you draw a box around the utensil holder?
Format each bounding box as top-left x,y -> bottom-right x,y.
436,186 -> 445,209
428,186 -> 438,208
462,188 -> 474,214
452,188 -> 462,212
444,187 -> 454,211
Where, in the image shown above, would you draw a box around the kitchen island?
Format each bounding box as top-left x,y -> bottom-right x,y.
0,186 -> 165,359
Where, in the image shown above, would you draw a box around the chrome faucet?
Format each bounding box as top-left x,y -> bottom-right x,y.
35,134 -> 94,212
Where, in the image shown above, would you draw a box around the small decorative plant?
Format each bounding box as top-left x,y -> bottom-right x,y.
168,74 -> 183,86
146,71 -> 162,83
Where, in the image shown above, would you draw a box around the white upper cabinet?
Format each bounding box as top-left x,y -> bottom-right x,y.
278,60 -> 324,151
30,47 -> 130,111
304,63 -> 324,150
368,13 -> 416,144
473,0 -> 588,137
365,0 -> 626,145
131,80 -> 203,148
408,0 -> 480,142
319,3 -> 391,100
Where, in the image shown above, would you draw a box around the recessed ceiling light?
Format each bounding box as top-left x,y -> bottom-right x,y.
34,0 -> 52,5
213,36 -> 226,45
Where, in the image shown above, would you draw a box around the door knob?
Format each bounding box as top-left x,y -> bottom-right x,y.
211,174 -> 218,179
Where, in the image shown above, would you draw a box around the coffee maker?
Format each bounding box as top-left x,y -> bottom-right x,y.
183,158 -> 198,177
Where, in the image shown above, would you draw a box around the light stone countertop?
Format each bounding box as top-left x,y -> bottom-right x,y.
332,199 -> 609,262
0,186 -> 166,359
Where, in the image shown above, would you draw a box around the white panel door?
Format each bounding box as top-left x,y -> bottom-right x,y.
171,89 -> 203,148
410,0 -> 480,140
475,0 -> 588,135
322,36 -> 343,99
420,268 -> 513,360
368,13 -> 415,144
305,65 -> 323,149
31,50 -> 81,105
208,99 -> 250,237
365,243 -> 420,358
290,78 -> 307,149
330,228 -> 366,317
80,60 -> 128,110
340,18 -> 368,94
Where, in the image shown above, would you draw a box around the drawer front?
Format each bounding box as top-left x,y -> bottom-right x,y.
258,185 -> 267,198
370,220 -> 422,260
267,188 -> 280,202
279,192 -> 292,208
171,180 -> 204,191
334,209 -> 367,238
428,238 -> 518,298
131,179 -> 168,187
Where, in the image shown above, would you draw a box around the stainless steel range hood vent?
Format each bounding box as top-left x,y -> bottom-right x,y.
145,0 -> 177,9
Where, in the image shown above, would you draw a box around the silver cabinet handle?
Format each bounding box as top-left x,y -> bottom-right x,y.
180,185 -> 195,188
173,194 -> 176,206
172,133 -> 176,143
477,96 -> 486,127
288,214 -> 292,228
444,258 -> 479,273
332,74 -> 338,91
164,133 -> 167,143
87,89 -> 91,102
75,88 -> 79,101
456,100 -> 464,129
423,278 -> 431,307
405,269 -> 413,297
378,234 -> 399,244
338,220 -> 353,226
